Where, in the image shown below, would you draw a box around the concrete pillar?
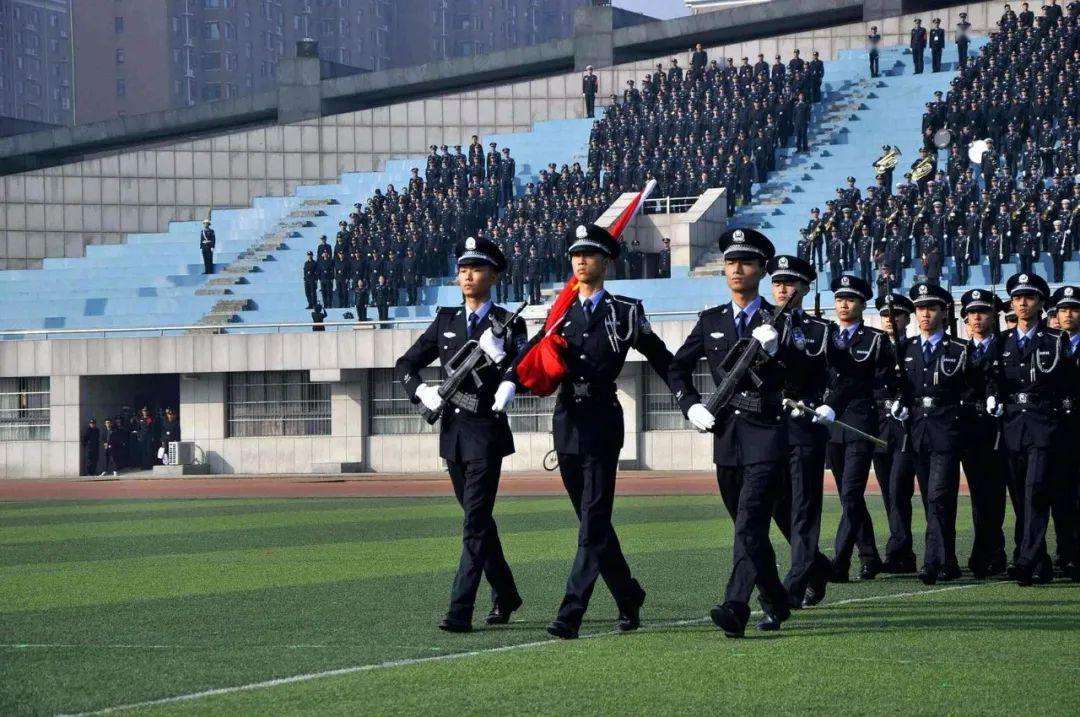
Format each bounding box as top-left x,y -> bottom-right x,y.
863,0 -> 905,22
573,6 -> 616,71
277,39 -> 322,124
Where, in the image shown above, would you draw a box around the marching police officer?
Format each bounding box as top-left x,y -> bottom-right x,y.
986,272 -> 1071,585
1049,286 -> 1079,579
960,289 -> 1009,577
509,224 -> 674,640
200,219 -> 216,274
894,282 -> 971,584
670,228 -> 795,636
767,254 -> 834,607
874,292 -> 919,574
821,274 -> 899,582
395,236 -> 528,632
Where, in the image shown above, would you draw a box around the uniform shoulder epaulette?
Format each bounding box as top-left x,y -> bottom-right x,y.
610,294 -> 641,306
802,314 -> 831,328
436,305 -> 460,318
863,324 -> 887,337
1038,327 -> 1063,338
699,304 -> 726,318
947,337 -> 967,349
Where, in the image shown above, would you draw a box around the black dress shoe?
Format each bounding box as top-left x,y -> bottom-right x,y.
883,557 -> 917,574
710,603 -> 749,638
983,560 -> 1007,577
616,592 -> 645,633
940,564 -> 962,582
830,565 -> 851,583
755,613 -> 784,632
859,559 -> 883,581
485,600 -> 522,626
801,585 -> 825,608
1006,563 -> 1020,579
1032,559 -> 1053,585
546,620 -> 579,640
438,617 -> 473,633
917,567 -> 938,585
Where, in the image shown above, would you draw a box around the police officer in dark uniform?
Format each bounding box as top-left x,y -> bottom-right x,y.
509,224 -> 674,640
868,26 -> 882,77
670,228 -> 795,636
525,246 -> 542,305
582,65 -> 599,118
793,92 -> 811,152
373,274 -> 391,325
768,254 -> 835,608
354,276 -> 369,322
316,248 -> 334,309
956,13 -> 972,70
200,219 -> 216,274
910,19 -> 927,74
894,282 -> 971,584
960,289 -> 1009,578
1049,286 -> 1079,579
986,272 -> 1071,585
929,18 -> 946,72
395,236 -> 528,632
302,250 -> 318,310
874,292 -> 919,574
821,274 -> 899,582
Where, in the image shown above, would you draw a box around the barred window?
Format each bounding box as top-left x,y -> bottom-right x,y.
369,368 -> 555,434
226,371 -> 330,438
370,367 -> 440,435
643,360 -> 713,431
0,377 -> 50,441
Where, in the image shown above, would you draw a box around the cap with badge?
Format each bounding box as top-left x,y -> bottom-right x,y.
830,273 -> 872,302
1006,271 -> 1050,300
567,224 -> 620,259
1050,285 -> 1080,310
455,236 -> 508,272
875,292 -> 915,315
718,227 -> 775,261
960,288 -> 1002,316
909,281 -> 951,308
767,254 -> 815,283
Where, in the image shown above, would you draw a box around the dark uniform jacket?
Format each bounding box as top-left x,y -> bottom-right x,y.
397,304 -> 528,462
987,325 -> 1071,449
961,335 -> 1002,444
823,323 -> 900,444
512,293 -> 672,456
779,309 -> 831,447
669,299 -> 795,466
898,334 -> 971,453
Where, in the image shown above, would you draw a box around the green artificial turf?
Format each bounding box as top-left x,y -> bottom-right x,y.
0,494 -> 1076,716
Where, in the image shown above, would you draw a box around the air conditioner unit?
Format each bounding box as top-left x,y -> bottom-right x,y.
168,441 -> 198,466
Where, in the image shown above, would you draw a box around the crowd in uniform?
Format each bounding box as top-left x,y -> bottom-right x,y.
800,4 -> 1079,294
395,220 -> 1080,640
80,407 -> 180,476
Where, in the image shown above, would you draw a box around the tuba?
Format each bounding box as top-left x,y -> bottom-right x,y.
911,155 -> 935,182
874,146 -> 902,176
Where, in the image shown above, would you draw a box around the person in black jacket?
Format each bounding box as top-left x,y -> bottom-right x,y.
311,304 -> 327,332
929,18 -> 946,72
354,277 -> 369,322
101,418 -> 121,476
910,19 -> 927,74
508,224 -> 674,640
302,251 -> 318,310
582,66 -> 599,118
373,274 -> 392,325
669,228 -> 797,637
81,418 -> 100,476
316,249 -> 334,309
200,219 -> 216,274
160,408 -> 180,465
396,236 -> 527,633
134,407 -> 158,470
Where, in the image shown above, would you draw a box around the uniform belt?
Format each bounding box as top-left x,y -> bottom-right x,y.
1006,392 -> 1051,409
561,382 -> 617,402
912,396 -> 957,410
728,391 -> 782,416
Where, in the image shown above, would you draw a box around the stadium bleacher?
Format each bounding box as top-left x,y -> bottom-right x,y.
0,19 -> 1076,333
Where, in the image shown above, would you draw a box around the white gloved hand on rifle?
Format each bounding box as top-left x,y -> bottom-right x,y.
889,400 -> 910,421
986,395 -> 1004,418
751,324 -> 779,356
478,327 -> 506,363
415,383 -> 443,413
812,404 -> 836,425
687,403 -> 715,432
492,381 -> 516,413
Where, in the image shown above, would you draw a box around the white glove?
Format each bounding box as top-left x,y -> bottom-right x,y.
492,381 -> 516,413
478,327 -> 506,363
415,383 -> 443,413
889,400 -> 910,421
687,403 -> 715,432
986,395 -> 1004,418
812,405 -> 836,425
789,402 -> 807,418
751,324 -> 779,356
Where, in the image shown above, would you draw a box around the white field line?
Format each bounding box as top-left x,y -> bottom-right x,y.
60,580 -> 1005,716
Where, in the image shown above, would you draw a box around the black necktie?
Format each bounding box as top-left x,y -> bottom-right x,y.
467,313 -> 479,338
735,311 -> 747,339
974,344 -> 984,360
923,341 -> 934,365
1017,335 -> 1028,353
836,328 -> 850,349
583,300 -> 593,322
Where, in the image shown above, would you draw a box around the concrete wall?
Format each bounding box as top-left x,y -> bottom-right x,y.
0,0 -> 1004,269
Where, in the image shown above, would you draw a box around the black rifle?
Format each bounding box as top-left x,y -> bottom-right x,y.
703,293 -> 795,418
421,302 -> 528,425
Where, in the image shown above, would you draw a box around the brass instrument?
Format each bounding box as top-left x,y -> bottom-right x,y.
874,145 -> 902,176
911,155 -> 935,182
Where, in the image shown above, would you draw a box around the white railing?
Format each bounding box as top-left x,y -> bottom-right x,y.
643,196 -> 699,215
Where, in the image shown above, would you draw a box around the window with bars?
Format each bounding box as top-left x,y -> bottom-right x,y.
0,377 -> 50,441
226,371 -> 330,438
643,360 -> 713,431
369,368 -> 554,435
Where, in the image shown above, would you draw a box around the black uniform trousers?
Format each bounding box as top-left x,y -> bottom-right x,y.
931,47 -> 943,72
875,443 -> 918,565
960,431 -> 1008,572
957,42 -> 969,69
201,247 -> 214,274
446,458 -> 520,622
304,280 -> 317,309
555,450 -> 644,627
913,449 -> 960,571
772,441 -> 833,602
912,47 -> 925,73
716,461 -> 790,613
1007,446 -> 1055,573
829,440 -> 882,570
319,279 -> 333,308
1051,437 -> 1078,568
869,50 -> 879,77
584,93 -> 596,118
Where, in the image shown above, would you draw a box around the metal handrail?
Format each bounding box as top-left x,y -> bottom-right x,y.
643,195 -> 700,214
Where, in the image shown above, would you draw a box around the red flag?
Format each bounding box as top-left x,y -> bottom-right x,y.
516,180 -> 658,396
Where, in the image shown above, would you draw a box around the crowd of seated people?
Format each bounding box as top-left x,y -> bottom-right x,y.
799,4 -> 1078,296
301,42 -> 828,314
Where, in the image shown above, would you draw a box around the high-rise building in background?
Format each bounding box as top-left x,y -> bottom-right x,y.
0,0 -> 73,126
1,0 -> 590,128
